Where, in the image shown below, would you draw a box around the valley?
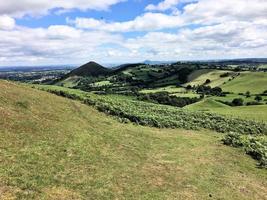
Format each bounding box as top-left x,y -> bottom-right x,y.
1,59 -> 267,199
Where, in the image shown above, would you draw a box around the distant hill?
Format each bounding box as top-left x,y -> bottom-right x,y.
113,63 -> 143,72
67,61 -> 111,77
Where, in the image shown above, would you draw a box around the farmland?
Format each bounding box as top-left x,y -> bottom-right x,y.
1,59 -> 267,199
0,80 -> 267,199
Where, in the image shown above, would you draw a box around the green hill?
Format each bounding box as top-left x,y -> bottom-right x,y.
56,61 -> 111,88
1,80 -> 267,199
68,61 -> 111,77
221,71 -> 267,94
185,69 -> 237,88
186,98 -> 267,122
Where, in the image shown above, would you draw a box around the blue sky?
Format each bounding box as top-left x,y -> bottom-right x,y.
0,0 -> 266,66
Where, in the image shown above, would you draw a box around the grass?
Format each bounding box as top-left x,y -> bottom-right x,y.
210,94 -> 267,104
91,80 -> 111,87
172,92 -> 200,98
56,76 -> 81,88
221,72 -> 267,94
0,80 -> 267,199
185,69 -> 235,87
37,84 -> 267,135
186,99 -> 267,122
140,85 -> 186,94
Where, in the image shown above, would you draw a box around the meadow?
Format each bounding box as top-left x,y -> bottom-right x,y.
1,80 -> 267,199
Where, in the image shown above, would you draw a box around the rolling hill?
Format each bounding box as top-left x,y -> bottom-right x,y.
221,71 -> 267,94
56,61 -> 111,87
68,61 -> 111,77
1,80 -> 267,199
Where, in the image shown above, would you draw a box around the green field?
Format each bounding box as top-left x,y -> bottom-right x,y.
140,85 -> 186,94
185,69 -> 235,87
221,72 -> 267,94
56,76 -> 81,88
186,99 -> 267,122
1,80 -> 267,199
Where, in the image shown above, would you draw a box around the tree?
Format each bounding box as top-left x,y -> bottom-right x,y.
232,98 -> 244,106
245,91 -> 251,98
255,95 -> 262,102
205,79 -> 211,84
186,85 -> 192,90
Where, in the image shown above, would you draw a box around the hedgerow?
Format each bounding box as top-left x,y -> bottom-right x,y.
37,86 -> 267,136
223,133 -> 267,168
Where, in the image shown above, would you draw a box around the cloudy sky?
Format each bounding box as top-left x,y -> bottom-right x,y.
0,0 -> 267,66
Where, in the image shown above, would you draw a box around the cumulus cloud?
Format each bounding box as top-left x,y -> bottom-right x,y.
68,12 -> 184,32
183,0 -> 267,24
145,0 -> 180,11
0,0 -> 125,17
0,15 -> 15,30
70,0 -> 267,32
0,25 -> 124,65
121,20 -> 267,60
1,0 -> 267,65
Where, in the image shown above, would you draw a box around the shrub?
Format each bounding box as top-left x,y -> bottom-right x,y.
246,101 -> 263,106
232,98 -> 244,106
255,95 -> 262,102
205,79 -> 211,84
40,86 -> 267,136
222,132 -> 245,147
223,133 -> 267,168
220,72 -> 229,77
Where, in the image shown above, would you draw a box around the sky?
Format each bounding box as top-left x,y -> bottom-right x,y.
0,0 -> 267,66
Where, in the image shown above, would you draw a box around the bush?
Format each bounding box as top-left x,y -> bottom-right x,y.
255,95 -> 262,102
246,101 -> 263,106
223,133 -> 267,168
205,79 -> 211,84
232,98 -> 244,106
222,132 -> 245,147
40,86 -> 267,136
220,72 -> 229,77
245,139 -> 267,167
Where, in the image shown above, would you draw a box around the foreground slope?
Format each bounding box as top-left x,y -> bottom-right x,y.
0,80 -> 267,200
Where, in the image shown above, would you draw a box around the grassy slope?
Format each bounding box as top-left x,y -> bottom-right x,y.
185,69 -> 233,87
56,76 -> 81,88
221,72 -> 267,94
1,80 -> 267,199
186,99 -> 267,122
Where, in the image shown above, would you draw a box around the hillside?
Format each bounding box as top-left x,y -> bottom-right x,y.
186,99 -> 267,122
221,71 -> 267,94
56,61 -> 111,87
1,80 -> 267,199
68,61 -> 111,77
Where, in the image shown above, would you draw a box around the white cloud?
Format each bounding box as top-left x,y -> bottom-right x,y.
0,25 -> 124,65
69,12 -> 184,32
120,21 -> 267,60
70,0 -> 267,33
0,15 -> 15,30
145,0 -> 180,11
1,0 -> 267,65
183,0 -> 267,25
0,0 -> 125,17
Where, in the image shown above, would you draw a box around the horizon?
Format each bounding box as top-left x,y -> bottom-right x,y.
0,57 -> 267,69
0,0 -> 267,66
